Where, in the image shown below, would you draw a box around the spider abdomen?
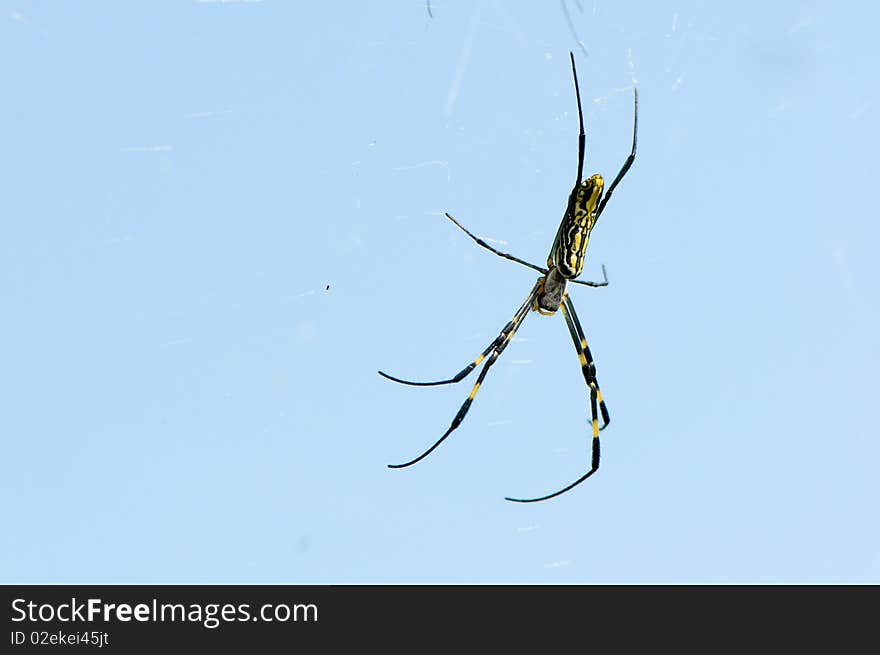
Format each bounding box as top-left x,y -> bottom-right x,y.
554,174 -> 604,279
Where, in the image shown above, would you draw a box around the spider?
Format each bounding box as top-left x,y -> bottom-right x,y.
380,52 -> 638,503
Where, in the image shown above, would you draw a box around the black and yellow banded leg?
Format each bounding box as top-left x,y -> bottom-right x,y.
505,385 -> 601,503
563,294 -> 610,429
504,294 -> 604,503
379,304 -> 525,388
387,281 -> 542,469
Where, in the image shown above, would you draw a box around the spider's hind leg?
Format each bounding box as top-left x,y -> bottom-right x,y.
505,293 -> 607,503
386,280 -> 542,469
562,294 -> 610,429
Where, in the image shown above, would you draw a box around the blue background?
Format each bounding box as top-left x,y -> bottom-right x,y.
2,1 -> 877,582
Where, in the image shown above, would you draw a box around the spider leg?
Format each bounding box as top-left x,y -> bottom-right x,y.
562,294 -> 610,429
378,316 -> 519,387
378,277 -> 540,387
378,334 -> 497,386
569,263 -> 609,288
444,213 -> 548,276
569,51 -> 586,186
388,280 -> 541,469
505,293 -> 605,503
596,86 -> 638,219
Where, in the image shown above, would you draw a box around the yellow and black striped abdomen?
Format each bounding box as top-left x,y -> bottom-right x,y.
552,174 -> 604,279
